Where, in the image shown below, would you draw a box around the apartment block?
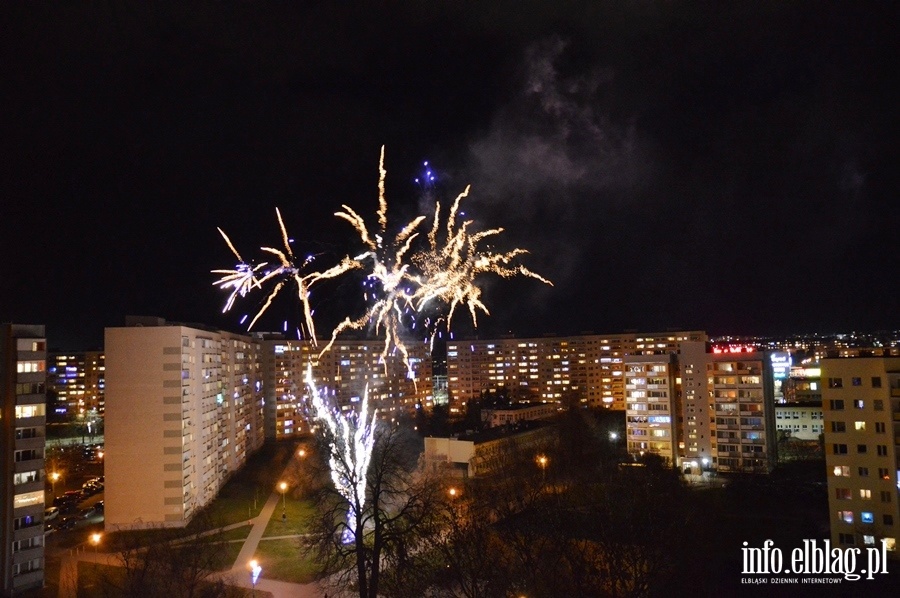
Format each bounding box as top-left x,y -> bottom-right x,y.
446,330 -> 707,411
623,342 -> 778,474
624,353 -> 679,464
705,346 -> 778,474
259,336 -> 432,440
1,324 -> 47,595
47,350 -> 105,417
104,317 -> 265,530
823,357 -> 899,558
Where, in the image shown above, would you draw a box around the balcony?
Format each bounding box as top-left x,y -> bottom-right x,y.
12,546 -> 43,565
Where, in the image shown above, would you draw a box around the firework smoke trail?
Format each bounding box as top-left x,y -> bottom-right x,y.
213,208 -> 360,343
410,185 -> 553,348
304,364 -> 376,544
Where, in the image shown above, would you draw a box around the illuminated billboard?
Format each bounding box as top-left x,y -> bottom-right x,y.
770,352 -> 791,380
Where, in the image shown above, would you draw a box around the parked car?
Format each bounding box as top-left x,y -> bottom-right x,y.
63,489 -> 84,501
82,482 -> 102,496
93,501 -> 104,513
54,495 -> 77,508
57,516 -> 79,531
44,506 -> 59,521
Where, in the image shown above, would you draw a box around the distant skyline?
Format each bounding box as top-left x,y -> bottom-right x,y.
3,3 -> 897,350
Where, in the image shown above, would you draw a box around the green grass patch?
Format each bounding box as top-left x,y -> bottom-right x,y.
207,540 -> 246,571
263,496 -> 315,537
253,538 -> 319,584
185,439 -> 306,532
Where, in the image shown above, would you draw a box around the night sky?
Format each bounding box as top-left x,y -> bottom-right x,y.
2,2 -> 897,350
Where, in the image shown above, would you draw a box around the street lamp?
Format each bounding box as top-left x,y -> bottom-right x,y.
50,471 -> 61,498
609,431 -> 618,441
297,448 -> 306,458
537,455 -> 548,485
90,532 -> 102,552
279,482 -> 287,514
448,487 -> 458,498
249,559 -> 262,596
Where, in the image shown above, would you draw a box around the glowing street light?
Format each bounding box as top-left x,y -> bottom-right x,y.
448,487 -> 458,498
90,532 -> 102,552
609,431 -> 618,441
297,448 -> 306,458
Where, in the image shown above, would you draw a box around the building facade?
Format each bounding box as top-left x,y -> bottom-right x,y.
823,357 -> 899,558
47,350 -> 105,419
104,317 -> 265,530
624,353 -> 679,464
775,402 -> 824,441
1,324 -> 47,595
622,342 -> 778,474
259,336 -> 432,440
446,330 -> 707,411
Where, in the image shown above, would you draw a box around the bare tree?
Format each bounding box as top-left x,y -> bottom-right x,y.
99,513 -> 240,598
305,422 -> 444,598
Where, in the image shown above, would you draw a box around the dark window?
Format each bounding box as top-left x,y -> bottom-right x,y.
831,421 -> 846,433
829,378 -> 843,388
871,377 -> 882,388
857,444 -> 867,454
829,399 -> 845,410
852,377 -> 862,386
833,444 -> 848,455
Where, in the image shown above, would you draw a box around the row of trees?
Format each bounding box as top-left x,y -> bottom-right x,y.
303,399 -> 705,597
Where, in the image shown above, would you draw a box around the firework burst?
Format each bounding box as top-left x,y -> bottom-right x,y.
410,186 -> 552,348
214,147 -> 551,376
320,147 -> 427,378
212,208 -> 359,343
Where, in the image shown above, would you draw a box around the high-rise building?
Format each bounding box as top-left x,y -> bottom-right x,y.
624,353 -> 679,464
104,317 -> 265,530
1,324 -> 47,595
259,336 -> 432,439
47,350 -> 105,418
623,342 -> 778,474
703,347 -> 778,474
446,330 -> 707,411
822,357 -> 899,558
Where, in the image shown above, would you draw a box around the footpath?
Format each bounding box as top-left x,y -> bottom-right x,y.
59,458 -> 330,598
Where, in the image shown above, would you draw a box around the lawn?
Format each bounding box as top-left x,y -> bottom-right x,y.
263,495 -> 315,537
185,439 -> 306,532
253,538 -> 319,584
